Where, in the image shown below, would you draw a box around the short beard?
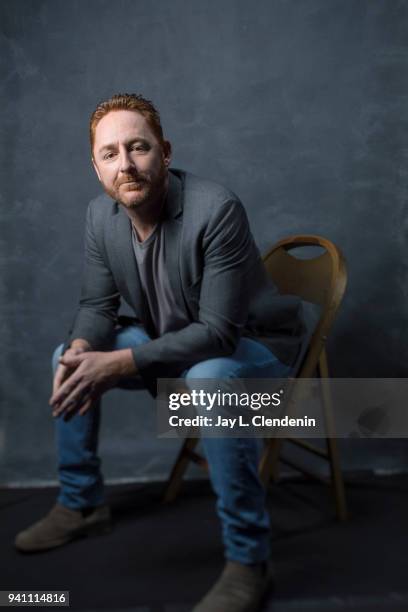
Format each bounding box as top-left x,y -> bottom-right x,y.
105,169 -> 167,212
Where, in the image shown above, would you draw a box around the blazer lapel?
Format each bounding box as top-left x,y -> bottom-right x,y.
162,170 -> 185,312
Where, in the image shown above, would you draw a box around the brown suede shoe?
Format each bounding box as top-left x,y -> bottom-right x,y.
192,560 -> 275,612
15,503 -> 112,553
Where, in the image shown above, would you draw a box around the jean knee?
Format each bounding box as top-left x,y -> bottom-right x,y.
112,325 -> 151,350
52,343 -> 65,373
184,358 -> 245,402
185,354 -> 240,380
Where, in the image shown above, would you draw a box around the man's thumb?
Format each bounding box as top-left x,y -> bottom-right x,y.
59,353 -> 83,366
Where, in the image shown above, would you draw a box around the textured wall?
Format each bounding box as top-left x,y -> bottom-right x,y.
1,0 -> 407,485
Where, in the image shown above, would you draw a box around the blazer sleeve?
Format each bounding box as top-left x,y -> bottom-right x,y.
64,201 -> 121,351
133,198 -> 257,394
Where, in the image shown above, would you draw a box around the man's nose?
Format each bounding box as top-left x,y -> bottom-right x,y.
118,148 -> 134,173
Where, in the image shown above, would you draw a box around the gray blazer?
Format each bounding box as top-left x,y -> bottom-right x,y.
65,169 -> 305,396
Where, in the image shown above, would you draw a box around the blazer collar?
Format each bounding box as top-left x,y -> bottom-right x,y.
160,169 -> 186,322
163,168 -> 183,219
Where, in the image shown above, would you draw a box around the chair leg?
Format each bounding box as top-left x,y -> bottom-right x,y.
162,437 -> 199,503
259,437 -> 284,486
318,349 -> 348,521
258,379 -> 298,485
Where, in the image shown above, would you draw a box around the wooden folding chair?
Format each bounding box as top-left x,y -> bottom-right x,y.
258,235 -> 348,521
163,235 -> 348,521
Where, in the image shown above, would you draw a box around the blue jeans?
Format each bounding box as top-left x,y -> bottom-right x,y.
52,324 -> 291,564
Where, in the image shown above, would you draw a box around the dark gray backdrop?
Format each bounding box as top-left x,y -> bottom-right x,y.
1,0 -> 407,485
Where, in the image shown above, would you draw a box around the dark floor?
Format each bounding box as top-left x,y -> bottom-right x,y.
0,473 -> 407,611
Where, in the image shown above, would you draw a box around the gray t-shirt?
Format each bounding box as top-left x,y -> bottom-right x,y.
131,223 -> 191,336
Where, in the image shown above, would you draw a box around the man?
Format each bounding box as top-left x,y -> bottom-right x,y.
15,94 -> 305,612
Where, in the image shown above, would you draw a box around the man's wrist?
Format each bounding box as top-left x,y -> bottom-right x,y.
108,348 -> 139,378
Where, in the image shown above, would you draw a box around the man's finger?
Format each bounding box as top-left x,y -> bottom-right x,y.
58,384 -> 91,415
52,365 -> 70,395
52,380 -> 90,416
50,373 -> 81,407
78,398 -> 93,417
51,349 -> 85,398
63,397 -> 93,422
59,353 -> 85,367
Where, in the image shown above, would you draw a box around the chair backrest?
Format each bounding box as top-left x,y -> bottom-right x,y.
262,235 -> 347,377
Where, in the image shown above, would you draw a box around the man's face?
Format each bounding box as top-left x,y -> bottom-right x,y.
92,110 -> 171,210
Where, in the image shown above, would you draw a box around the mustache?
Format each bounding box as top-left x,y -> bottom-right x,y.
116,173 -> 149,187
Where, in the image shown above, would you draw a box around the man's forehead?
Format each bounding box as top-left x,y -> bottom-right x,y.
94,110 -> 153,143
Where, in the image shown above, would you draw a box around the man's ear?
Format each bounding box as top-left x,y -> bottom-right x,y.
162,140 -> 172,167
92,157 -> 102,182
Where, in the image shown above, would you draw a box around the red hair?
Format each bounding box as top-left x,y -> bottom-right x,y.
90,93 -> 164,153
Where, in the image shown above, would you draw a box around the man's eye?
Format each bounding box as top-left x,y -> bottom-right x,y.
103,152 -> 116,160
131,144 -> 145,151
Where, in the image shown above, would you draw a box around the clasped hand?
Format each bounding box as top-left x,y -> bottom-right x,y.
49,350 -> 120,421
